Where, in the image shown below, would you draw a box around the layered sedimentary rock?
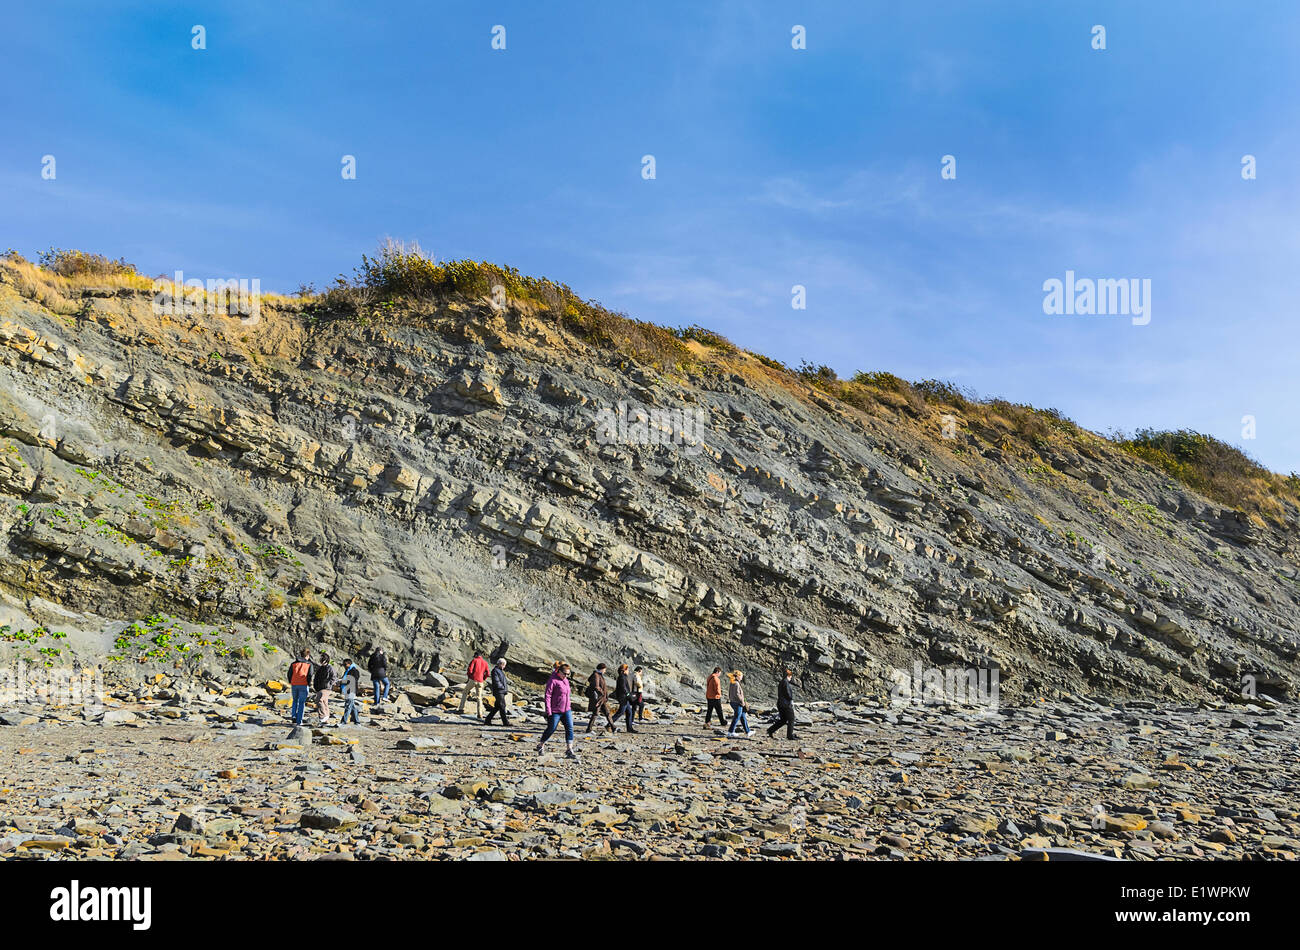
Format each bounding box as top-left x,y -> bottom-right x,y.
0,276 -> 1297,704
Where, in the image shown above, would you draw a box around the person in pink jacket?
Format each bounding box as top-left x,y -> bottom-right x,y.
536,661 -> 579,760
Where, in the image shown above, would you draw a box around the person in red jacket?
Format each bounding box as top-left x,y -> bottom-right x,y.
287,648 -> 313,727
459,650 -> 491,717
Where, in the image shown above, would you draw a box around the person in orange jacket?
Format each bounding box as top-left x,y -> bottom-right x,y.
704,666 -> 729,729
460,650 -> 491,717
287,648 -> 314,727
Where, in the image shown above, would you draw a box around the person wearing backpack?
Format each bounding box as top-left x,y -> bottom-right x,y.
483,658 -> 512,726
313,654 -> 338,726
584,663 -> 615,734
459,650 -> 491,717
287,649 -> 314,726
726,670 -> 753,738
612,663 -> 638,733
368,646 -> 390,705
338,657 -> 362,726
704,667 -> 729,729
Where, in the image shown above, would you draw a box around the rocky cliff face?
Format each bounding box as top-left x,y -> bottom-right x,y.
1,273 -> 1297,704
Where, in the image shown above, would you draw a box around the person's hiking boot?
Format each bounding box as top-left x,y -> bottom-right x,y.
565,749 -> 580,760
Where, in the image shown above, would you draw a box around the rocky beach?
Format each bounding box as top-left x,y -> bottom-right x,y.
2,671 -> 1296,862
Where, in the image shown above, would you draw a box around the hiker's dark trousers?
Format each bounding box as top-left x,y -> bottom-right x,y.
484,689 -> 511,725
587,700 -> 614,732
705,698 -> 729,727
767,703 -> 796,739
614,699 -> 635,730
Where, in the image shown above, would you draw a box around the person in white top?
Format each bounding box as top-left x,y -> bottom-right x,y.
632,666 -> 646,721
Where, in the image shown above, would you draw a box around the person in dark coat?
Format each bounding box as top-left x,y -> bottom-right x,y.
612,663 -> 638,733
766,668 -> 799,740
483,658 -> 512,726
367,646 -> 390,704
313,654 -> 337,726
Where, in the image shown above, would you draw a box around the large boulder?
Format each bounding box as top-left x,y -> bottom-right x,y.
404,684 -> 446,707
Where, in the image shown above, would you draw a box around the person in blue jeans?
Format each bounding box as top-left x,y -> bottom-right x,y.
368,646 -> 390,704
612,664 -> 638,733
536,662 -> 579,760
287,649 -> 313,726
726,670 -> 753,737
541,710 -> 574,745
338,658 -> 362,725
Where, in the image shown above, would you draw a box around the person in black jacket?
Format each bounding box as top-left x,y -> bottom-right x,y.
367,647 -> 390,704
313,654 -> 337,726
766,668 -> 798,740
483,658 -> 512,726
612,663 -> 638,733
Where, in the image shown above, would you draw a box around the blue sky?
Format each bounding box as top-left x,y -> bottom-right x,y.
3,1 -> 1298,473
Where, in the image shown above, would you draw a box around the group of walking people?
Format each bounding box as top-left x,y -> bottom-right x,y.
534,661 -> 801,759
458,650 -> 514,726
288,644 -> 802,753
285,645 -> 393,729
581,662 -> 646,734
704,666 -> 799,739
530,661 -> 636,759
